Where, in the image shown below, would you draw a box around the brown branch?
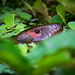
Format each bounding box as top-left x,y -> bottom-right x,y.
21,0 -> 36,17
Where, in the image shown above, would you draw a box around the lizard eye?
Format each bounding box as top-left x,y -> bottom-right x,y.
35,29 -> 40,34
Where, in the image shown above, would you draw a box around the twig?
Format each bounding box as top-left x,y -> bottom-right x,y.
21,0 -> 36,17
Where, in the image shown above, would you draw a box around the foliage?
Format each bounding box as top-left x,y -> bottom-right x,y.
16,44 -> 28,56
0,0 -> 75,75
32,0 -> 50,22
56,4 -> 67,27
0,39 -> 32,75
57,0 -> 75,15
4,14 -> 15,28
0,31 -> 75,75
49,15 -> 63,24
19,12 -> 32,20
68,21 -> 75,30
0,63 -> 15,74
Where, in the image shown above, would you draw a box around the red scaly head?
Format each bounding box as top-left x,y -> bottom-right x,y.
15,23 -> 63,44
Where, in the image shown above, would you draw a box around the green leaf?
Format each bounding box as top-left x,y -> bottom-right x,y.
0,24 -> 7,28
68,21 -> 75,30
28,42 -> 37,49
30,18 -> 38,22
57,0 -> 75,15
0,25 -> 7,35
20,12 -> 32,20
0,39 -> 32,75
14,19 -> 20,24
16,44 -> 28,56
4,33 -> 15,38
2,0 -> 6,5
4,14 -> 15,29
0,12 -> 11,21
33,0 -> 50,22
26,31 -> 75,65
49,15 -> 63,24
34,51 -> 71,75
14,23 -> 27,33
0,63 -> 15,74
29,23 -> 36,26
14,8 -> 22,15
15,23 -> 27,29
54,67 -> 75,75
56,4 -> 67,27
4,69 -> 15,74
